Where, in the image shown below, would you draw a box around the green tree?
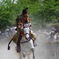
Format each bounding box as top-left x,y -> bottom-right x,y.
0,0 -> 59,30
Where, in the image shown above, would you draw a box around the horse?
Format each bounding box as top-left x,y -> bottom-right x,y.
8,23 -> 35,59
19,36 -> 35,59
19,23 -> 35,59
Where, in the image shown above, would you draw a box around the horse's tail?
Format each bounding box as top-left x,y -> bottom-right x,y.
8,38 -> 13,50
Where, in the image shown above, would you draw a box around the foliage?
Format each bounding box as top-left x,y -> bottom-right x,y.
0,0 -> 59,30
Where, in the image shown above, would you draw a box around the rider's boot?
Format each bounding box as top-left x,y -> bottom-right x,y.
16,45 -> 21,53
33,40 -> 37,47
16,38 -> 21,53
16,33 -> 22,53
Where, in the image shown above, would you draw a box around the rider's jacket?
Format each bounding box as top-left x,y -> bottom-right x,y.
16,14 -> 31,37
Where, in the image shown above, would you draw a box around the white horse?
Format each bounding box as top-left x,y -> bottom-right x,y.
8,23 -> 35,59
19,23 -> 35,59
20,37 -> 35,59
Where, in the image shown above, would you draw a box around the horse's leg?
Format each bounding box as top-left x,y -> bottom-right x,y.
31,48 -> 35,59
27,54 -> 30,59
29,40 -> 35,59
32,50 -> 35,59
19,51 -> 23,59
23,52 -> 26,59
23,54 -> 30,59
29,39 -> 34,49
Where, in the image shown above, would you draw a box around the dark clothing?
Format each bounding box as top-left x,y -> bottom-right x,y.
17,31 -> 22,46
16,16 -> 20,28
16,15 -> 22,47
16,15 -> 23,27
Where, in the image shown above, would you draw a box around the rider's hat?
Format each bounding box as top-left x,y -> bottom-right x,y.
22,8 -> 28,15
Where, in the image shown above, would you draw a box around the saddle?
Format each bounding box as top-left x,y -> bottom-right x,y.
12,30 -> 36,44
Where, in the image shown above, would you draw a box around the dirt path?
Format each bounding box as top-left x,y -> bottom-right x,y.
0,30 -> 59,59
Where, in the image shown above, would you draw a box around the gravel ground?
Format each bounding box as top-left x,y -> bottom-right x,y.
0,30 -> 59,59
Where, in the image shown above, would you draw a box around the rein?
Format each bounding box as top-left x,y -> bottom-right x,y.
20,33 -> 31,43
20,22 -> 31,43
20,39 -> 30,43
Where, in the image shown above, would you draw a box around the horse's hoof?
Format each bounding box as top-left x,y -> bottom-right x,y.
34,43 -> 37,47
23,53 -> 26,58
33,57 -> 35,59
31,48 -> 35,52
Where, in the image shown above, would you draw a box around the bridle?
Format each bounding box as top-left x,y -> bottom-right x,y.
20,23 -> 31,43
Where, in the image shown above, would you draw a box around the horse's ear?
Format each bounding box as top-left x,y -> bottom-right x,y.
8,45 -> 10,50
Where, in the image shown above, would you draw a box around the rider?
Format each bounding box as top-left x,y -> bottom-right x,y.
16,8 -> 30,52
16,8 -> 37,52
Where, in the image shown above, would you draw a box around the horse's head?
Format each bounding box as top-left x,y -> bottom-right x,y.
23,23 -> 30,40
24,27 -> 30,37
